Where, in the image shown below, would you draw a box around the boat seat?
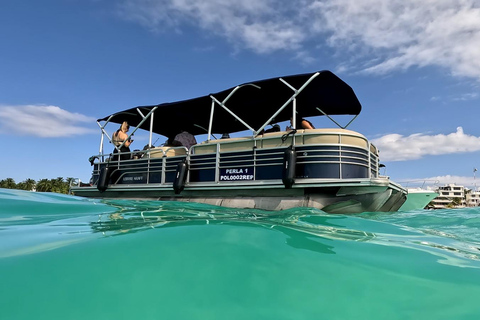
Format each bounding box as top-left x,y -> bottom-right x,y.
218,138 -> 255,152
303,128 -> 368,149
149,147 -> 187,158
193,137 -> 256,154
191,143 -> 217,155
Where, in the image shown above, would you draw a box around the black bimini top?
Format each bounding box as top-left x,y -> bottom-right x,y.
98,70 -> 362,138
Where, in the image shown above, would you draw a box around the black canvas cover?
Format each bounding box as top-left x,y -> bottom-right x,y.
98,70 -> 361,138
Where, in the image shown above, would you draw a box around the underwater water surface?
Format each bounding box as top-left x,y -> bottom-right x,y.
1,188 -> 480,320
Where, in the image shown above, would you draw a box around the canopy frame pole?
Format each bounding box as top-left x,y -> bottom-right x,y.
115,107 -> 157,150
292,97 -> 297,130
207,100 -> 215,141
126,107 -> 158,145
224,84 -> 261,103
100,130 -> 105,161
210,95 -> 256,133
148,111 -> 154,147
194,123 -> 218,140
99,107 -> 158,156
97,115 -> 114,161
128,107 -> 152,141
208,84 -> 261,138
292,98 -> 297,144
254,72 -> 321,136
315,107 -> 358,129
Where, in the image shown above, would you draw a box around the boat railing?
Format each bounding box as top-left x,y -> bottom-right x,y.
397,179 -> 441,189
88,129 -> 380,187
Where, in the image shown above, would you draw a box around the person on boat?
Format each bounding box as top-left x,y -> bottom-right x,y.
173,130 -> 197,149
164,137 -> 182,147
286,117 -> 315,130
112,121 -> 133,161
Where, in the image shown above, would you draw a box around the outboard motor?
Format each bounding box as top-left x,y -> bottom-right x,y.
282,146 -> 296,189
173,160 -> 188,194
97,166 -> 111,192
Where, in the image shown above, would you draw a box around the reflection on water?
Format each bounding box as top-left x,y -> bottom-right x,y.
88,200 -> 480,268
2,189 -> 480,266
93,200 -> 376,241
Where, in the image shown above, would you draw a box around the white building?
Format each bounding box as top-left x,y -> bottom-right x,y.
431,184 -> 467,209
466,189 -> 480,207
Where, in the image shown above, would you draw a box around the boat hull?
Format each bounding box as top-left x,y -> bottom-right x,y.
73,121 -> 408,214
72,179 -> 406,214
399,189 -> 438,211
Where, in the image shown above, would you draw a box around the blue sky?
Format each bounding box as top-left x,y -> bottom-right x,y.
1,0 -> 480,190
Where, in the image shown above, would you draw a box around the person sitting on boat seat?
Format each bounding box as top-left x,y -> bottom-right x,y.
164,137 -> 183,147
173,130 -> 197,149
286,116 -> 315,130
111,121 -> 133,161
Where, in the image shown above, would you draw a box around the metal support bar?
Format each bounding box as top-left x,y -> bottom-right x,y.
98,107 -> 158,156
119,107 -> 158,149
293,98 -> 297,144
280,78 -> 298,92
207,100 -> 215,141
316,107 -> 359,129
97,115 -> 115,159
149,112 -> 154,147
208,84 -> 261,137
223,84 -> 261,104
136,108 -> 145,118
292,97 -> 297,130
194,123 -> 218,140
255,72 -> 321,136
210,95 -> 256,133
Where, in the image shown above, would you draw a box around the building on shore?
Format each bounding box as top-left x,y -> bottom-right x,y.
430,184 -> 480,209
431,184 -> 466,209
466,189 -> 480,207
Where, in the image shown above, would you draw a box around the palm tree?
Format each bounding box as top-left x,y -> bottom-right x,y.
1,177 -> 71,194
451,197 -> 463,208
53,177 -> 70,194
35,177 -> 71,194
36,179 -> 52,192
16,179 -> 36,191
24,179 -> 36,191
0,178 -> 16,189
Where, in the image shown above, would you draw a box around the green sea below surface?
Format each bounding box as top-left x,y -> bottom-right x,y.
2,188 -> 480,320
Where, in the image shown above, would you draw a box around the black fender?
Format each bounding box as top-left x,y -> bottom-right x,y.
173,160 -> 188,194
282,146 -> 296,189
97,166 -> 111,192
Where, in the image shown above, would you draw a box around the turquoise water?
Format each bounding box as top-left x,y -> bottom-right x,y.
2,188 -> 480,319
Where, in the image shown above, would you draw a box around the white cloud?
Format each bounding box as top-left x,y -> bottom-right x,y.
0,105 -> 96,137
118,0 -> 305,54
452,92 -> 479,101
118,0 -> 480,79
371,127 -> 480,161
312,0 -> 480,78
